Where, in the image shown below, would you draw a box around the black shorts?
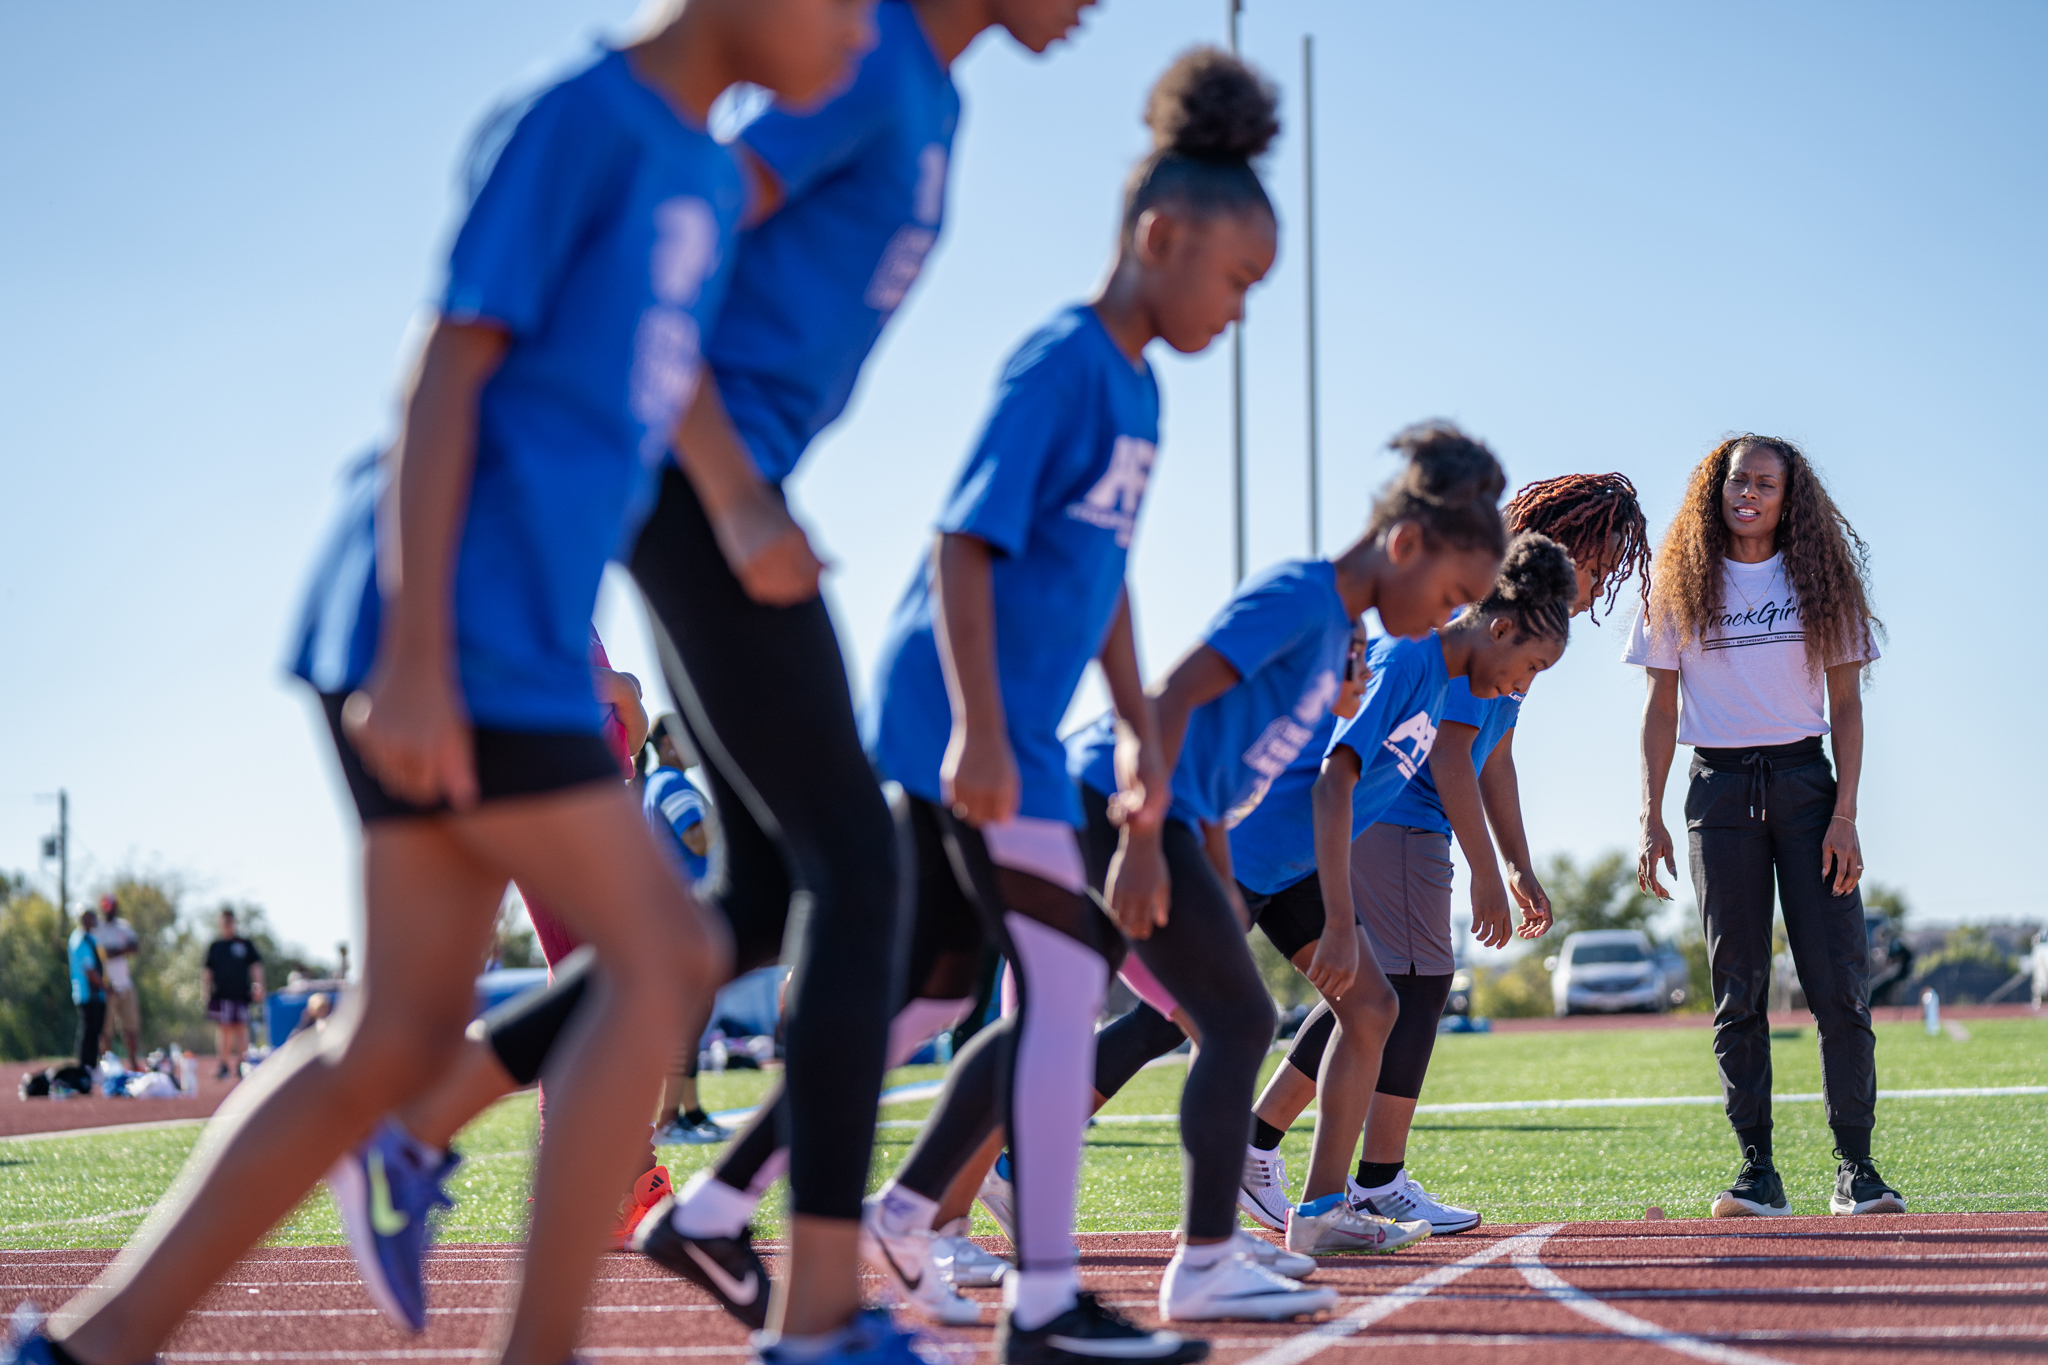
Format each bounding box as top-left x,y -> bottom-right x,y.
1242,872 -> 1329,960
321,693 -> 620,824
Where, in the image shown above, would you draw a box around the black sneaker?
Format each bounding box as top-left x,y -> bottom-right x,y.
1709,1149 -> 1790,1217
999,1292 -> 1208,1365
1829,1154 -> 1905,1215
631,1194 -> 770,1330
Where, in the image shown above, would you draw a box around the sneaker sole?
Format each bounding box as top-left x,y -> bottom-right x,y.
634,1200 -> 770,1331
1829,1194 -> 1906,1215
1004,1338 -> 1211,1365
1710,1195 -> 1793,1217
1164,1288 -> 1338,1322
1236,1189 -> 1288,1232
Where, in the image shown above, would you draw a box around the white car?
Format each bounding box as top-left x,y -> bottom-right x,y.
1548,929 -> 1668,1017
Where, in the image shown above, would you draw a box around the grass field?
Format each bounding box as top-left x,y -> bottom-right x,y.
3,1017 -> 2041,1250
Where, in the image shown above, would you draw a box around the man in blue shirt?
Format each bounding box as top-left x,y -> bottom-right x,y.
67,906 -> 106,1071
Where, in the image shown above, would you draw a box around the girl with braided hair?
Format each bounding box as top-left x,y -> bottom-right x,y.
1626,434 -> 1897,1219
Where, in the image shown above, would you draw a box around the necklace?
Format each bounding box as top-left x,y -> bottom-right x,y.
1723,557 -> 1776,618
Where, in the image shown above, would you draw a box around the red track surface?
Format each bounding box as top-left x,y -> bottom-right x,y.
5,1214 -> 2042,1363
2,1058 -> 235,1138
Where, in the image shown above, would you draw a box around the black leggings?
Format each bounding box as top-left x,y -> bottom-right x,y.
1285,969 -> 1453,1100
1075,785 -> 1275,1240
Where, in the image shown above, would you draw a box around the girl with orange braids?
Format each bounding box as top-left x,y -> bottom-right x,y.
1628,434 -> 1896,1220
1236,473 -> 1650,1237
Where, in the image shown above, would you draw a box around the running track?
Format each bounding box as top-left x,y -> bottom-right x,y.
4,1214 -> 2043,1363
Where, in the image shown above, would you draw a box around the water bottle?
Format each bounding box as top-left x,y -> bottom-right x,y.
179,1048 -> 199,1093
934,1030 -> 953,1064
1921,987 -> 1940,1036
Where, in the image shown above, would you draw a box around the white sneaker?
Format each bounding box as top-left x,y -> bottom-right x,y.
1233,1226 -> 1316,1280
934,1215 -> 1009,1288
1238,1145 -> 1291,1231
1351,1170 -> 1481,1234
977,1156 -> 1018,1245
1160,1247 -> 1336,1322
858,1198 -> 982,1325
1284,1194 -> 1432,1256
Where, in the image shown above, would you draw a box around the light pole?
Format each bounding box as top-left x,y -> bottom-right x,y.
1228,0 -> 1246,583
38,788 -> 69,927
1303,33 -> 1320,557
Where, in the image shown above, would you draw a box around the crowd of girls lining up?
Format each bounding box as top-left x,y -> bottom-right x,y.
16,4 -> 1893,1365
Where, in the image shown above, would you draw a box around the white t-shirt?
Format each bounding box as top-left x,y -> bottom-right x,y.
1622,553 -> 1877,749
96,918 -> 138,993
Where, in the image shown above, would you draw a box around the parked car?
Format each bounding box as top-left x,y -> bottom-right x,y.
1652,942 -> 1690,1009
1547,929 -> 1667,1016
1444,962 -> 1473,1018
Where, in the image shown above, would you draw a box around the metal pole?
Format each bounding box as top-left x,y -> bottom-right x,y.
1303,34 -> 1320,557
57,789 -> 68,926
1229,0 -> 1246,583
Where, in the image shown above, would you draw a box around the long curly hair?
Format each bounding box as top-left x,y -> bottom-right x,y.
1503,473 -> 1651,624
1648,434 -> 1880,674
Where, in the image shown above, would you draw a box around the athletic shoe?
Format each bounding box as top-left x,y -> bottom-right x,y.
934,1215 -> 1009,1287
1237,1146 -> 1291,1231
327,1119 -> 459,1332
610,1165 -> 673,1251
1159,1249 -> 1336,1322
755,1307 -> 938,1365
1351,1170 -> 1481,1235
978,1152 -> 1018,1244
1829,1155 -> 1906,1215
654,1113 -> 732,1146
1284,1193 -> 1431,1256
860,1198 -> 982,1326
1709,1150 -> 1790,1218
998,1292 -> 1208,1365
1233,1226 -> 1316,1280
633,1194 -> 771,1330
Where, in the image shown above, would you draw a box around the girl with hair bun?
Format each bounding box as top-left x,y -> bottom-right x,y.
856,47 -> 1280,1362
1242,473 -> 1651,1239
1628,435 -> 1896,1220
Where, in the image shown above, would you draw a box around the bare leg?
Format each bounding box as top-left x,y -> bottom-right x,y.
56,823 -> 508,1365
933,1126 -> 1007,1227
396,1032 -> 522,1150
1290,927 -> 1398,1202
1252,1064 -> 1316,1135
1360,1094 -> 1418,1165
772,1217 -> 861,1336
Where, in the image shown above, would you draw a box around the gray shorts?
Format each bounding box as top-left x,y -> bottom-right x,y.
1350,823 -> 1454,974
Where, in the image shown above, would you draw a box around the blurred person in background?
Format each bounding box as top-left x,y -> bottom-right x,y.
203,907 -> 264,1080
643,715 -> 728,1145
68,906 -> 107,1071
96,895 -> 143,1069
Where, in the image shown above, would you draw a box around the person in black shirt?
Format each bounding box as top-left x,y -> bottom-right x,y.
203,908 -> 264,1081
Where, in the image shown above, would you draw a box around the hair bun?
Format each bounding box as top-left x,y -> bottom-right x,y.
1146,47 -> 1279,162
1388,421 -> 1508,508
1495,532 -> 1577,605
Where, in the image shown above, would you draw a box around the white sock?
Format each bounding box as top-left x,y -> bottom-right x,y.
877,1180 -> 938,1236
1006,1266 -> 1080,1332
671,1167 -> 759,1239
1174,1238 -> 1230,1271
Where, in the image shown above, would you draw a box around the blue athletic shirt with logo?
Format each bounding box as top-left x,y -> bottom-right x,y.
644,766 -> 710,882
289,49 -> 745,732
866,305 -> 1160,827
1376,678 -> 1522,835
712,0 -> 958,485
1067,559 -> 1356,830
1227,633 -> 1452,894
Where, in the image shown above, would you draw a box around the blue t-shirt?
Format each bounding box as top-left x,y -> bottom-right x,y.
1377,678 -> 1522,835
644,766 -> 710,883
68,929 -> 101,1005
712,0 -> 959,484
289,49 -> 745,731
865,305 -> 1161,826
1068,559 -> 1356,829
1227,634 -> 1452,894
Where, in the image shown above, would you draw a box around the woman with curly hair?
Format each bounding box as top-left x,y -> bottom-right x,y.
1628,434 -> 1900,1219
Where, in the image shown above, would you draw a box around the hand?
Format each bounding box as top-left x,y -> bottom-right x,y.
1821,813 -> 1863,897
1106,827 -> 1170,939
1107,731 -> 1170,835
1469,876 -> 1513,950
1305,923 -> 1358,1002
710,487 -> 826,606
593,666 -> 650,755
343,658 -> 477,809
941,723 -> 1019,826
1638,815 -> 1676,900
1507,865 -> 1552,939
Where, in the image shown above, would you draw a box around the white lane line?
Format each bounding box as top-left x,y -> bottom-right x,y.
1538,1222 -> 2048,1242
0,1118 -> 210,1145
163,1352 -> 753,1361
183,1304 -> 729,1318
3,1206 -> 156,1231
1424,1279 -> 2048,1302
1514,1231 -> 1791,1365
1540,1247 -> 2048,1268
1233,1224 -> 1561,1365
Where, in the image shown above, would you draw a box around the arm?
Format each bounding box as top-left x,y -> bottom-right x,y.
672,372 -> 825,606
931,533 -> 1018,825
1432,722 -> 1512,950
1201,821 -> 1251,931
1305,744 -> 1363,1000
344,318 -> 511,808
1822,663 -> 1865,896
1476,728 -> 1551,938
1099,588 -> 1171,937
1637,667 -> 1680,899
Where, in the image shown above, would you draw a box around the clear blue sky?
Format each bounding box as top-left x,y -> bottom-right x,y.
2,1 -> 2043,960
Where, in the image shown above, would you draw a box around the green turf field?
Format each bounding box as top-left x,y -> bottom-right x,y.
3,1018 -> 2041,1249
